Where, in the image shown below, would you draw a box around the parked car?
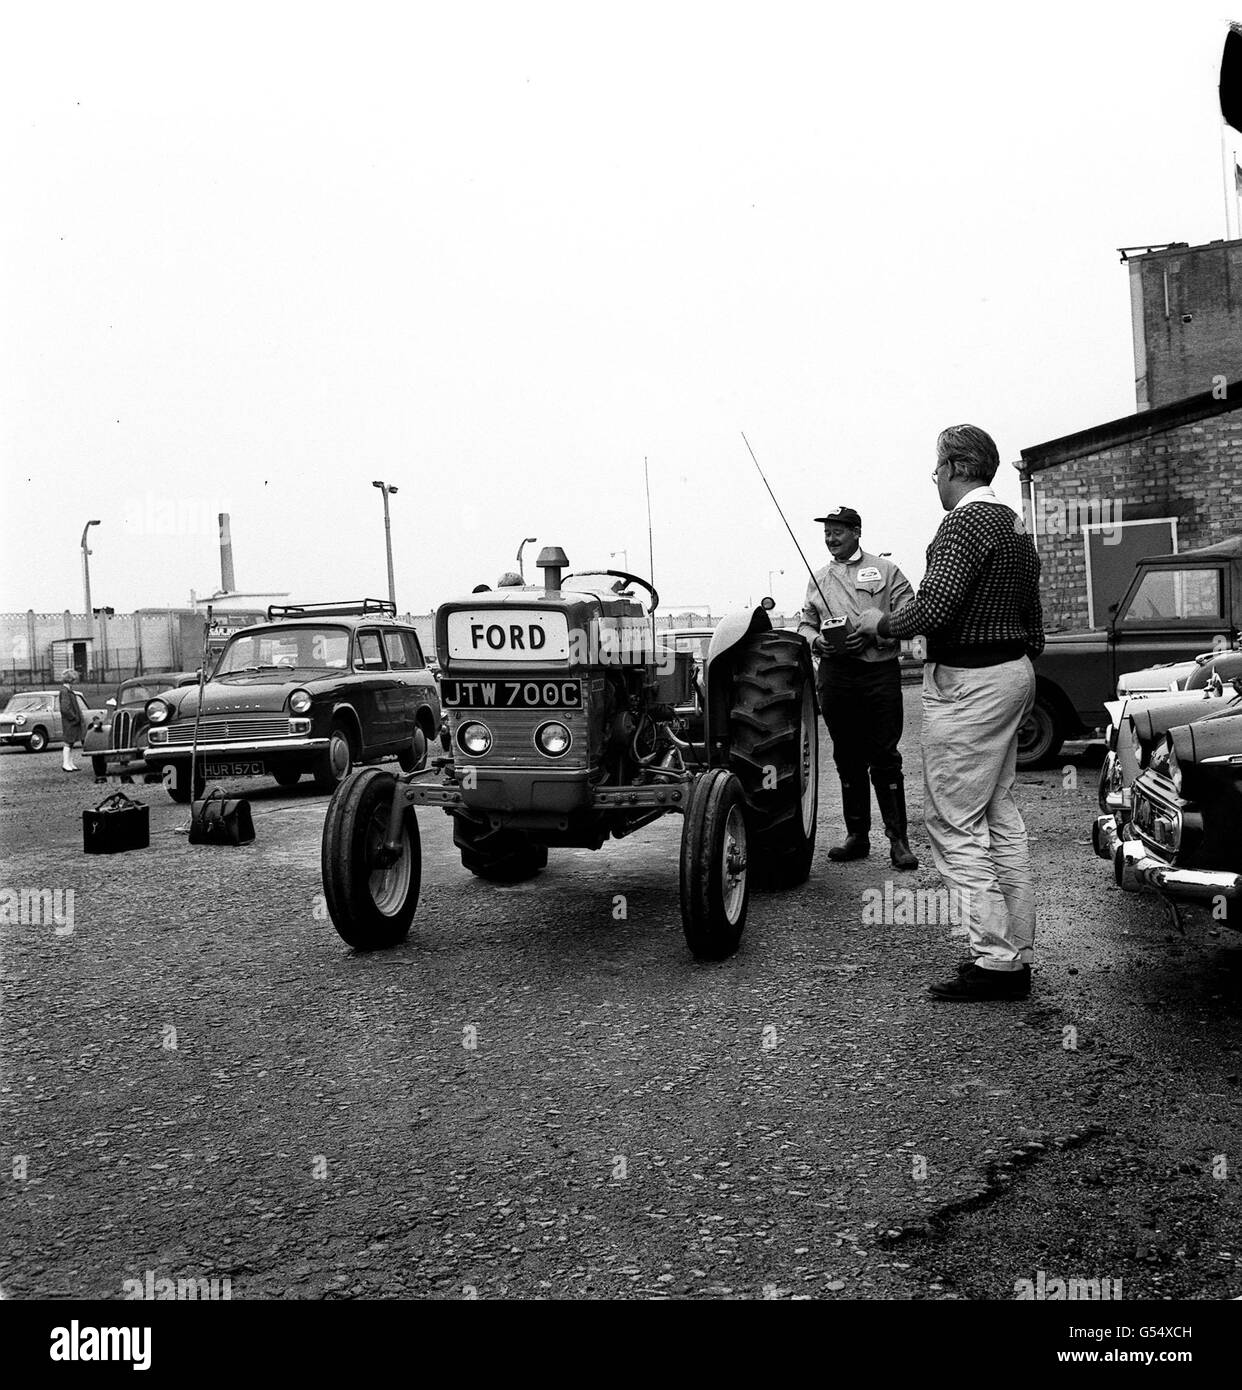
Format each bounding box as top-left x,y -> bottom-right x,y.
143,600 -> 442,802
1021,535 -> 1242,768
1106,708 -> 1242,912
83,672 -> 196,782
1093,678 -> 1242,853
0,689 -> 106,753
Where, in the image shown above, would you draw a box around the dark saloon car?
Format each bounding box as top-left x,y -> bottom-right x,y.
83,672 -> 197,782
143,601 -> 441,802
1105,708 -> 1242,912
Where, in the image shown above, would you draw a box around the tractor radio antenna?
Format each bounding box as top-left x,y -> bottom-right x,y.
644,454 -> 657,656
740,430 -> 831,614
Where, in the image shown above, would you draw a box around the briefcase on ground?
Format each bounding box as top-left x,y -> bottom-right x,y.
83,791 -> 150,854
188,787 -> 255,845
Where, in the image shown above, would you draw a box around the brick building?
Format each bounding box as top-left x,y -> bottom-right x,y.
1017,236 -> 1242,631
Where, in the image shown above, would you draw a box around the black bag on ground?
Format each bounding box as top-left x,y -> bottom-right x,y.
188,787 -> 255,845
83,791 -> 150,854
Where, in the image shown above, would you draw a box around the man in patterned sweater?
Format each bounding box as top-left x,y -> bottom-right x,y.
854,424 -> 1045,1000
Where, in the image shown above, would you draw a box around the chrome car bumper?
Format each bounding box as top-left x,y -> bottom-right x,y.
144,736 -> 330,760
1095,815 -> 1242,901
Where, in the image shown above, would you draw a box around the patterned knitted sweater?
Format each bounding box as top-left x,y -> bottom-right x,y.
885,501 -> 1045,665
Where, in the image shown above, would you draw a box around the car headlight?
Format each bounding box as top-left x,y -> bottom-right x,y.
1165,738 -> 1183,796
456,721 -> 493,756
13,714 -> 25,726
289,688 -> 312,714
534,720 -> 572,758
146,698 -> 171,725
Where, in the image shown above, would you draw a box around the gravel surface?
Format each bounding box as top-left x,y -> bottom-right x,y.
2,688 -> 1240,1300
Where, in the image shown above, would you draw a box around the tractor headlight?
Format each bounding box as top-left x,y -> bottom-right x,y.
146,698 -> 171,725
457,721 -> 493,756
289,688 -> 312,714
534,720 -> 572,758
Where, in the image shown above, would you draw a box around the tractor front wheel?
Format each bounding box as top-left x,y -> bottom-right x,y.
452,813 -> 548,882
680,767 -> 749,960
728,631 -> 819,888
321,767 -> 421,950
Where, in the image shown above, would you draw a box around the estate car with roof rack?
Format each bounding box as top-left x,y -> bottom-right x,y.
143,600 -> 441,802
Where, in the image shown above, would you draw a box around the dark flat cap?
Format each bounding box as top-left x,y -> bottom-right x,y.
814,505 -> 862,529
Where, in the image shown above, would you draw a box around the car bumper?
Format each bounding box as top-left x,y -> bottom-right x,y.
0,733 -> 34,747
145,736 -> 330,762
1095,815 -> 1242,903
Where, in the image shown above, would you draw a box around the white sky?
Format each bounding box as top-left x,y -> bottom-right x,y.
3,0 -> 1239,618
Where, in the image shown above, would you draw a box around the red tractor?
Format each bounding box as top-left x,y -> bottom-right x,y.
320,547 -> 818,959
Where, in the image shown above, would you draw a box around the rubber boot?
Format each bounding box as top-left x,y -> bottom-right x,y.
62,743 -> 78,772
827,778 -> 870,861
875,775 -> 918,870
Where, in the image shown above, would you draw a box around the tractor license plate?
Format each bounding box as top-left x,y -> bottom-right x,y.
203,760 -> 265,778
441,679 -> 582,710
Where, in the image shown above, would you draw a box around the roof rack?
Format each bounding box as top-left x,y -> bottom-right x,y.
266,599 -> 398,620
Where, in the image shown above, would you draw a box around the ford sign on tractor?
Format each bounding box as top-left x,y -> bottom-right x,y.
320,548 -> 819,960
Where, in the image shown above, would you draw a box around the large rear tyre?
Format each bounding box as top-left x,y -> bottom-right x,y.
321,767 -> 420,950
728,631 -> 818,888
452,812 -> 548,882
1016,695 -> 1063,770
680,767 -> 749,960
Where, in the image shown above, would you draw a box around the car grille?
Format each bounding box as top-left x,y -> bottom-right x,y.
450,708 -> 589,768
163,715 -> 295,744
0,722 -> 14,736
111,709 -> 136,750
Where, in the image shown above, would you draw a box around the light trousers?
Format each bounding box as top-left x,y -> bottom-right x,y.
921,656 -> 1037,971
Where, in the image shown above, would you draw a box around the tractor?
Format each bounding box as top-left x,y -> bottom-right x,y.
320,547 -> 819,959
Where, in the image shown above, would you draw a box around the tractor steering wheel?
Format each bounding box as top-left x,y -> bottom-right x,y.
563,570 -> 660,612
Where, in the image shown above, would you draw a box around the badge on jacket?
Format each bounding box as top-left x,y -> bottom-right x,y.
856,566 -> 883,586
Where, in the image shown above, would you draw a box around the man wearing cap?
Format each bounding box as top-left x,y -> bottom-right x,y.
797,507 -> 918,869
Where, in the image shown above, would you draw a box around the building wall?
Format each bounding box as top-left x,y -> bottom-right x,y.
1029,409 -> 1242,630
1131,240 -> 1242,409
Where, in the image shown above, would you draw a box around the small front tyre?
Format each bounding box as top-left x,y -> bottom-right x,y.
680,767 -> 749,961
27,728 -> 48,754
321,767 -> 420,950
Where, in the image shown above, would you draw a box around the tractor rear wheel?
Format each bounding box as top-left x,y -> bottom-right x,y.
321,767 -> 420,950
452,813 -> 548,882
728,631 -> 818,888
680,767 -> 749,960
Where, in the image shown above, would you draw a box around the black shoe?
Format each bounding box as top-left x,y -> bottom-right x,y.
889,837 -> 918,870
827,834 -> 870,861
930,964 -> 1031,1000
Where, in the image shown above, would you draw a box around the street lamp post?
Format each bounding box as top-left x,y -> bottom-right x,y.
371,481 -> 398,609
610,548 -> 629,573
517,537 -> 537,581
767,568 -> 784,596
81,520 -> 100,617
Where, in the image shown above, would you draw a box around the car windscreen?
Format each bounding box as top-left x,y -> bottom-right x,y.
6,694 -> 55,712
214,626 -> 351,674
119,684 -> 166,705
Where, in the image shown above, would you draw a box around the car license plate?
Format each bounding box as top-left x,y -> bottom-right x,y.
203,760 -> 265,778
441,678 -> 582,710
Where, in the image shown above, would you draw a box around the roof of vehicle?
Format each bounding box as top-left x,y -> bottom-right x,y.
1138,535 -> 1242,588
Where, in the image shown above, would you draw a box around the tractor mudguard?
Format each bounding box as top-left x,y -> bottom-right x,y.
703,603 -> 775,753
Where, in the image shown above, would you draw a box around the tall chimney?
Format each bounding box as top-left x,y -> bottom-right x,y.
218,513 -> 236,593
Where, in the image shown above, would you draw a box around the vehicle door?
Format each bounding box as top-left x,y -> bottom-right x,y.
352,628 -> 393,752
1109,561 -> 1233,685
382,629 -> 432,743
